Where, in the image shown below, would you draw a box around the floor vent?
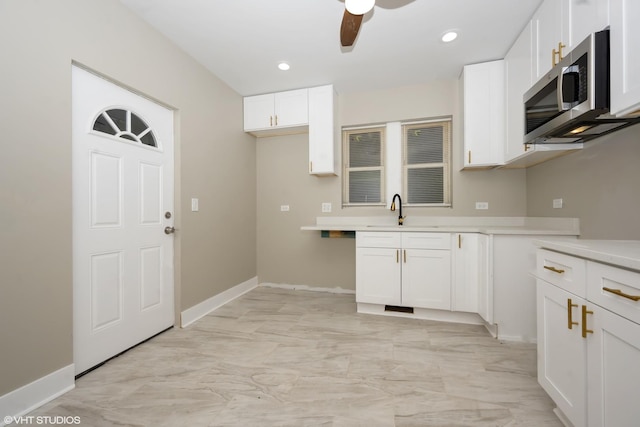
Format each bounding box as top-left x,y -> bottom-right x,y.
384,305 -> 414,314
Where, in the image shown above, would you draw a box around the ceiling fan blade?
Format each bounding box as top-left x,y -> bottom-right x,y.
340,9 -> 363,47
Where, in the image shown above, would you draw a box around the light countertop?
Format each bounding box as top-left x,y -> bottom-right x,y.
301,216 -> 580,236
534,239 -> 640,271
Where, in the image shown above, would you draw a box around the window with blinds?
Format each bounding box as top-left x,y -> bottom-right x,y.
343,127 -> 385,205
403,120 -> 451,206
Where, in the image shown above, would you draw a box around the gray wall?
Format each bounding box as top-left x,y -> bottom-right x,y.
0,0 -> 256,396
526,125 -> 640,239
257,80 -> 528,288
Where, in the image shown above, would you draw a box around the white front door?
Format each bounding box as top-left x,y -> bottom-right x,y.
72,66 -> 175,375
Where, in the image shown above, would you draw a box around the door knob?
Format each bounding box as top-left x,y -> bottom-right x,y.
164,226 -> 175,235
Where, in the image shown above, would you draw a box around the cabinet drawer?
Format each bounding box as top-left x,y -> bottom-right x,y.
588,261 -> 640,325
356,232 -> 401,248
536,249 -> 587,297
401,232 -> 450,250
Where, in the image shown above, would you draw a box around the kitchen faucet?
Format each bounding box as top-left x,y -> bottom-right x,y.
390,193 -> 404,226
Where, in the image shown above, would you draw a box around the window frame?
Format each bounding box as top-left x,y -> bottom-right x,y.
402,119 -> 452,207
342,125 -> 386,207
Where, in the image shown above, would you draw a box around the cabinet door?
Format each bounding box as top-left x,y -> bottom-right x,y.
504,22 -> 533,163
566,0 -> 609,49
452,234 -> 480,313
532,0 -> 566,81
274,89 -> 308,128
402,249 -> 451,310
462,60 -> 505,168
536,280 -> 587,427
610,0 -> 640,116
308,85 -> 337,176
475,234 -> 491,323
243,93 -> 274,131
356,247 -> 401,305
587,305 -> 640,427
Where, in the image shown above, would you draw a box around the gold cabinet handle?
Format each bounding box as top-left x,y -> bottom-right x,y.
458,234 -> 461,249
275,115 -> 278,126
270,115 -> 273,126
567,298 -> 578,330
468,151 -> 471,164
396,249 -> 399,263
403,249 -> 406,263
603,287 -> 640,302
544,265 -> 565,274
552,42 -> 566,67
310,161 -> 313,172
581,305 -> 593,338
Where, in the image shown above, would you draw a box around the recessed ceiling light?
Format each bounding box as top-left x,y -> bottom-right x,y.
441,31 -> 458,43
278,62 -> 290,71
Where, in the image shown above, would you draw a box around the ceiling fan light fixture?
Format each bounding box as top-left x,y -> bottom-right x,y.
441,31 -> 458,43
345,0 -> 375,15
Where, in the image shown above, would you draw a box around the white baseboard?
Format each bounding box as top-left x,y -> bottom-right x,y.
497,334 -> 538,343
180,276 -> 258,327
0,364 -> 75,426
259,282 -> 355,295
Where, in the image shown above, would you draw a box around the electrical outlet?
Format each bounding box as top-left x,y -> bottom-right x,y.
321,202 -> 332,213
475,202 -> 489,210
280,205 -> 290,212
553,198 -> 564,209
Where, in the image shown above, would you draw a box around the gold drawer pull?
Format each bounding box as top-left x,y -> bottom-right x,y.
581,305 -> 593,338
603,287 -> 640,302
544,265 -> 565,274
567,298 -> 578,330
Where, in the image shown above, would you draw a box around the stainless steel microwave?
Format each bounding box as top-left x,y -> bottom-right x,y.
524,29 -> 639,144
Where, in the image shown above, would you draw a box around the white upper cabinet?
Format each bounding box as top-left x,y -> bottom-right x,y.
567,0 -> 609,48
504,22 -> 533,164
243,88 -> 308,133
532,0 -> 609,82
244,85 -> 339,176
532,0 -> 566,81
502,0 -> 609,167
308,85 -> 338,176
461,60 -> 505,169
610,0 -> 640,117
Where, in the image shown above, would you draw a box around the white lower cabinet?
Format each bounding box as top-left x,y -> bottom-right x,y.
536,279 -> 588,427
402,248 -> 451,310
536,248 -> 640,427
587,304 -> 640,427
355,247 -> 402,305
452,233 -> 488,315
356,232 -> 450,310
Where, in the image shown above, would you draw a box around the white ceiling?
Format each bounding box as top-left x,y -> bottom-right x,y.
119,0 -> 543,96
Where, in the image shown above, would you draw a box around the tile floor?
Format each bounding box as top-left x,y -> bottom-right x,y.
27,286 -> 561,426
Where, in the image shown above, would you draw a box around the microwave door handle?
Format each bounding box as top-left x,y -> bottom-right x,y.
558,65 -> 580,111
557,68 -> 566,111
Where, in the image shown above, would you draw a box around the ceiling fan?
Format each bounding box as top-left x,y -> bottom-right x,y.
340,0 -> 414,47
340,0 -> 373,47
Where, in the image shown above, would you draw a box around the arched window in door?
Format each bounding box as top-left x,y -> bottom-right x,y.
92,108 -> 157,148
